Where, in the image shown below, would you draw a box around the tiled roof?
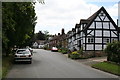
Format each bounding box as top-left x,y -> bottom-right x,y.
80,19 -> 89,24
82,6 -> 118,31
75,24 -> 80,29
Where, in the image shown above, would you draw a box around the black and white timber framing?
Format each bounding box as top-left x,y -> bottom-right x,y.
67,7 -> 120,51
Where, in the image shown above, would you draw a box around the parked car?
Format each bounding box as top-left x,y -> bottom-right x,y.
14,49 -> 32,64
51,47 -> 58,52
26,46 -> 33,55
28,48 -> 33,55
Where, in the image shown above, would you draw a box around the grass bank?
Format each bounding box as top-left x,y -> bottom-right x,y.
2,55 -> 14,78
92,62 -> 120,76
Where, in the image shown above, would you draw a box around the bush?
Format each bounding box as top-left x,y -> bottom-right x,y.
69,51 -> 80,59
77,47 -> 83,55
104,41 -> 120,64
77,47 -> 91,59
59,48 -> 69,54
44,45 -> 50,50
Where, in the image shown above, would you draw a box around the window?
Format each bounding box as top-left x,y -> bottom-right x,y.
104,38 -> 109,43
88,38 -> 94,43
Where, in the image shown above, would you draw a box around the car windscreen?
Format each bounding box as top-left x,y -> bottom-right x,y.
17,50 -> 26,53
17,50 -> 29,54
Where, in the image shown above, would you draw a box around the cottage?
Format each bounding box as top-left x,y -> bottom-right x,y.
33,40 -> 45,48
33,42 -> 38,48
68,7 -> 119,53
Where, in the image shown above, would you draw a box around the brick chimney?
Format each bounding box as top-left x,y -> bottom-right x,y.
58,33 -> 60,35
61,28 -> 65,35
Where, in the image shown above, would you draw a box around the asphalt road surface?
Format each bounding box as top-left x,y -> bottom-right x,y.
6,49 -> 118,78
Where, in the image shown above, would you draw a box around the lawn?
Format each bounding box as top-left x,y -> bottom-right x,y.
2,55 -> 14,78
92,62 -> 120,76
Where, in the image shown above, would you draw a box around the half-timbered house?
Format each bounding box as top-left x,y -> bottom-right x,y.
67,7 -> 119,53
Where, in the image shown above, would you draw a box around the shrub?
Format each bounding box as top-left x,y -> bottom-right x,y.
69,51 -> 80,59
104,41 -> 120,64
59,47 -> 69,54
77,47 -> 83,55
44,45 -> 50,50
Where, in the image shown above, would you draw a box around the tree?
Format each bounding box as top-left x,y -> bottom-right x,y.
104,41 -> 120,64
2,2 -> 37,55
36,31 -> 46,40
43,30 -> 49,40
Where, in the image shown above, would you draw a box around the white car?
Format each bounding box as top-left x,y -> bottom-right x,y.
14,49 -> 32,64
51,47 -> 58,52
27,47 -> 33,55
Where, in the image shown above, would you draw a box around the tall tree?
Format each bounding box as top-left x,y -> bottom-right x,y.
2,2 -> 37,55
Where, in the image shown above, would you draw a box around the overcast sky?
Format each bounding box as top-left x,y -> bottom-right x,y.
34,0 -> 119,35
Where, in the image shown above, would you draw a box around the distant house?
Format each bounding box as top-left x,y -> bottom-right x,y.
67,7 -> 119,52
33,42 -> 38,48
33,40 -> 45,48
49,28 -> 68,49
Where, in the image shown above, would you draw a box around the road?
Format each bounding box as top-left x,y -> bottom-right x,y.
6,49 -> 118,78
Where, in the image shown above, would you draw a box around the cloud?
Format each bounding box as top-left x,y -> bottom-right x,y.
35,0 -> 118,34
105,3 -> 118,23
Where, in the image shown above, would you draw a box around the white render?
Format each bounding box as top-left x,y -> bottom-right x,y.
86,44 -> 94,50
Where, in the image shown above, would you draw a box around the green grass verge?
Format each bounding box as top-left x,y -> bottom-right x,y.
92,62 -> 120,76
2,55 -> 14,78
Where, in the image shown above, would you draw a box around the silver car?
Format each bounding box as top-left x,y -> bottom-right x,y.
14,49 -> 32,64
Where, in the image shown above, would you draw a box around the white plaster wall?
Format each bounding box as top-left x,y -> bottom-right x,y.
104,17 -> 109,21
81,39 -> 83,45
83,38 -> 85,43
87,30 -> 90,34
76,34 -> 79,39
111,31 -> 117,37
90,31 -> 94,36
89,23 -> 94,28
110,23 -> 115,29
103,31 -> 110,37
95,38 -> 102,43
95,30 -> 102,36
86,30 -> 94,36
104,45 -> 107,49
95,16 -> 101,21
81,25 -> 83,30
103,22 -> 109,29
95,45 -> 102,50
96,22 -> 102,29
83,33 -> 85,37
86,44 -> 94,50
